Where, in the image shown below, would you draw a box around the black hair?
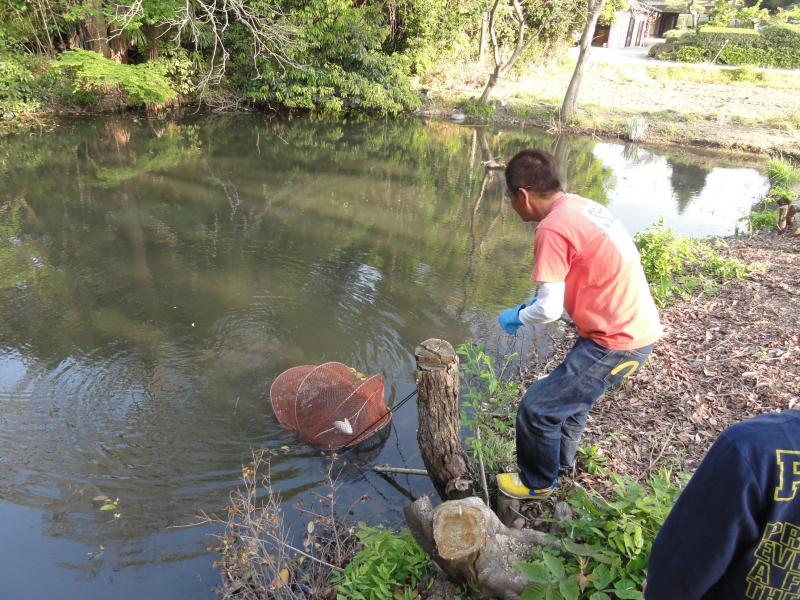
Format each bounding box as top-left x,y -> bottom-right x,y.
504,149 -> 563,195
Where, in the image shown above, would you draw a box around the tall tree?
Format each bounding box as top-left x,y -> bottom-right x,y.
478,0 -> 578,104
479,0 -> 527,103
560,0 -> 605,122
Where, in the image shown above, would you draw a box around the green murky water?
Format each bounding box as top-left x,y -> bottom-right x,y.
0,115 -> 767,599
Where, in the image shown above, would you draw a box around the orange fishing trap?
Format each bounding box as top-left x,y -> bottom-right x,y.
269,362 -> 392,449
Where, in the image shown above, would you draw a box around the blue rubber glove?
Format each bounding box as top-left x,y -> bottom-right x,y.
498,303 -> 526,334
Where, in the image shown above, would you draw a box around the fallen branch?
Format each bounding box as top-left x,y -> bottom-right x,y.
370,465 -> 428,476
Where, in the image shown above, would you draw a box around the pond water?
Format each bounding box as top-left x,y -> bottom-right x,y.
0,115 -> 768,599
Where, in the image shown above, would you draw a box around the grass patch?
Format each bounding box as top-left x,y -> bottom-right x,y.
646,64 -> 800,89
634,221 -> 751,307
746,209 -> 779,231
455,96 -> 496,117
513,102 -> 559,122
766,155 -> 800,188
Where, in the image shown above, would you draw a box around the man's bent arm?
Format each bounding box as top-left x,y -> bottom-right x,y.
519,282 -> 565,325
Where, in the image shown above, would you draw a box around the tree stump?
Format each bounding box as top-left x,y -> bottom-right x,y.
414,339 -> 474,500
404,496 -> 557,600
778,202 -> 800,235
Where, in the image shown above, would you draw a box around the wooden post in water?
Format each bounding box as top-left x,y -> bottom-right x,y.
414,338 -> 474,500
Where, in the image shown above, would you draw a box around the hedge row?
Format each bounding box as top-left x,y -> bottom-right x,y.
665,24 -> 800,69
693,26 -> 762,49
674,45 -> 800,68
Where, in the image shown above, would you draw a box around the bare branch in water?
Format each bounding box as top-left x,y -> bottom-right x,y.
199,449 -> 358,600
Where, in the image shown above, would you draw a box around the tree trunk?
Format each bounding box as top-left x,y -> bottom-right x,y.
404,496 -> 557,599
478,0 -> 526,104
414,339 -> 474,501
478,68 -> 500,104
688,0 -> 699,28
778,203 -> 800,235
83,1 -> 112,58
145,25 -> 161,61
478,11 -> 489,63
560,0 -> 606,122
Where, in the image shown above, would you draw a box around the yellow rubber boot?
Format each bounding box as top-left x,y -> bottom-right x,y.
496,472 -> 556,500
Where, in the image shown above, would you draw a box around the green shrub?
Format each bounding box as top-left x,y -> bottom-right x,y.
457,341 -> 520,473
747,209 -> 778,231
648,42 -> 675,58
517,470 -> 684,600
766,187 -> 798,205
455,97 -> 497,117
663,28 -> 696,43
771,48 -> 800,69
694,26 -> 762,49
672,42 -> 800,68
0,52 -> 60,118
761,24 -> 800,50
154,47 -> 201,97
634,221 -> 750,307
669,23 -> 800,68
244,0 -> 419,115
57,49 -> 176,106
674,46 -> 711,62
718,44 -> 776,66
766,156 -> 800,188
334,525 -> 431,600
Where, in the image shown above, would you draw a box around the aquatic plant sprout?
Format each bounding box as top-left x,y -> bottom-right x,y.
269,363 -> 391,449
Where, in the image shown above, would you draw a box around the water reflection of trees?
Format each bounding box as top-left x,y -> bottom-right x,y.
666,156 -> 711,214
0,116 -> 621,563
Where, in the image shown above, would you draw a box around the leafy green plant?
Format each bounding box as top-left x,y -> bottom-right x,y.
243,0 -> 419,116
517,470 -> 684,600
577,444 -> 608,476
673,46 -> 710,63
455,97 -> 497,117
457,341 -> 521,473
765,187 -> 797,205
746,209 -> 778,231
634,221 -> 750,307
57,49 -> 176,106
0,51 -> 62,118
662,28 -> 693,43
334,525 -> 431,600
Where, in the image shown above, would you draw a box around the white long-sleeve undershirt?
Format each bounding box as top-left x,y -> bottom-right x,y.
518,281 -> 567,325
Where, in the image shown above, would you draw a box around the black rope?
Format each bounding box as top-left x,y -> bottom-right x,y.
342,388 -> 418,450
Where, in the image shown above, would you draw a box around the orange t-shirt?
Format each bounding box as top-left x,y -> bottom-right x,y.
532,194 -> 662,351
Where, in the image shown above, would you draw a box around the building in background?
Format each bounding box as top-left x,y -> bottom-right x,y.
593,1 -> 715,48
593,3 -> 655,48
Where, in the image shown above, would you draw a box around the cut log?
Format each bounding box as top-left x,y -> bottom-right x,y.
404,496 -> 558,600
778,202 -> 799,235
414,339 -> 474,500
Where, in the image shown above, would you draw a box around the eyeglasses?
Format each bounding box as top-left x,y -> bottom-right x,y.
506,185 -> 534,199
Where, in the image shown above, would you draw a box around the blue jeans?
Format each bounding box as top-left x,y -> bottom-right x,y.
516,337 -> 653,489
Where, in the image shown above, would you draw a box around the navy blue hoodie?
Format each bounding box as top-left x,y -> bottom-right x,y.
647,410 -> 800,600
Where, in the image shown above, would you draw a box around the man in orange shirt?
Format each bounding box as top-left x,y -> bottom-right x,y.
496,149 -> 662,499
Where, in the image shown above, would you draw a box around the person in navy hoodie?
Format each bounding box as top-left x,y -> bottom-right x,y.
646,410 -> 800,599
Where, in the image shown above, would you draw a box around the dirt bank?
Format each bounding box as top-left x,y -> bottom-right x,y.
421,60 -> 800,158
